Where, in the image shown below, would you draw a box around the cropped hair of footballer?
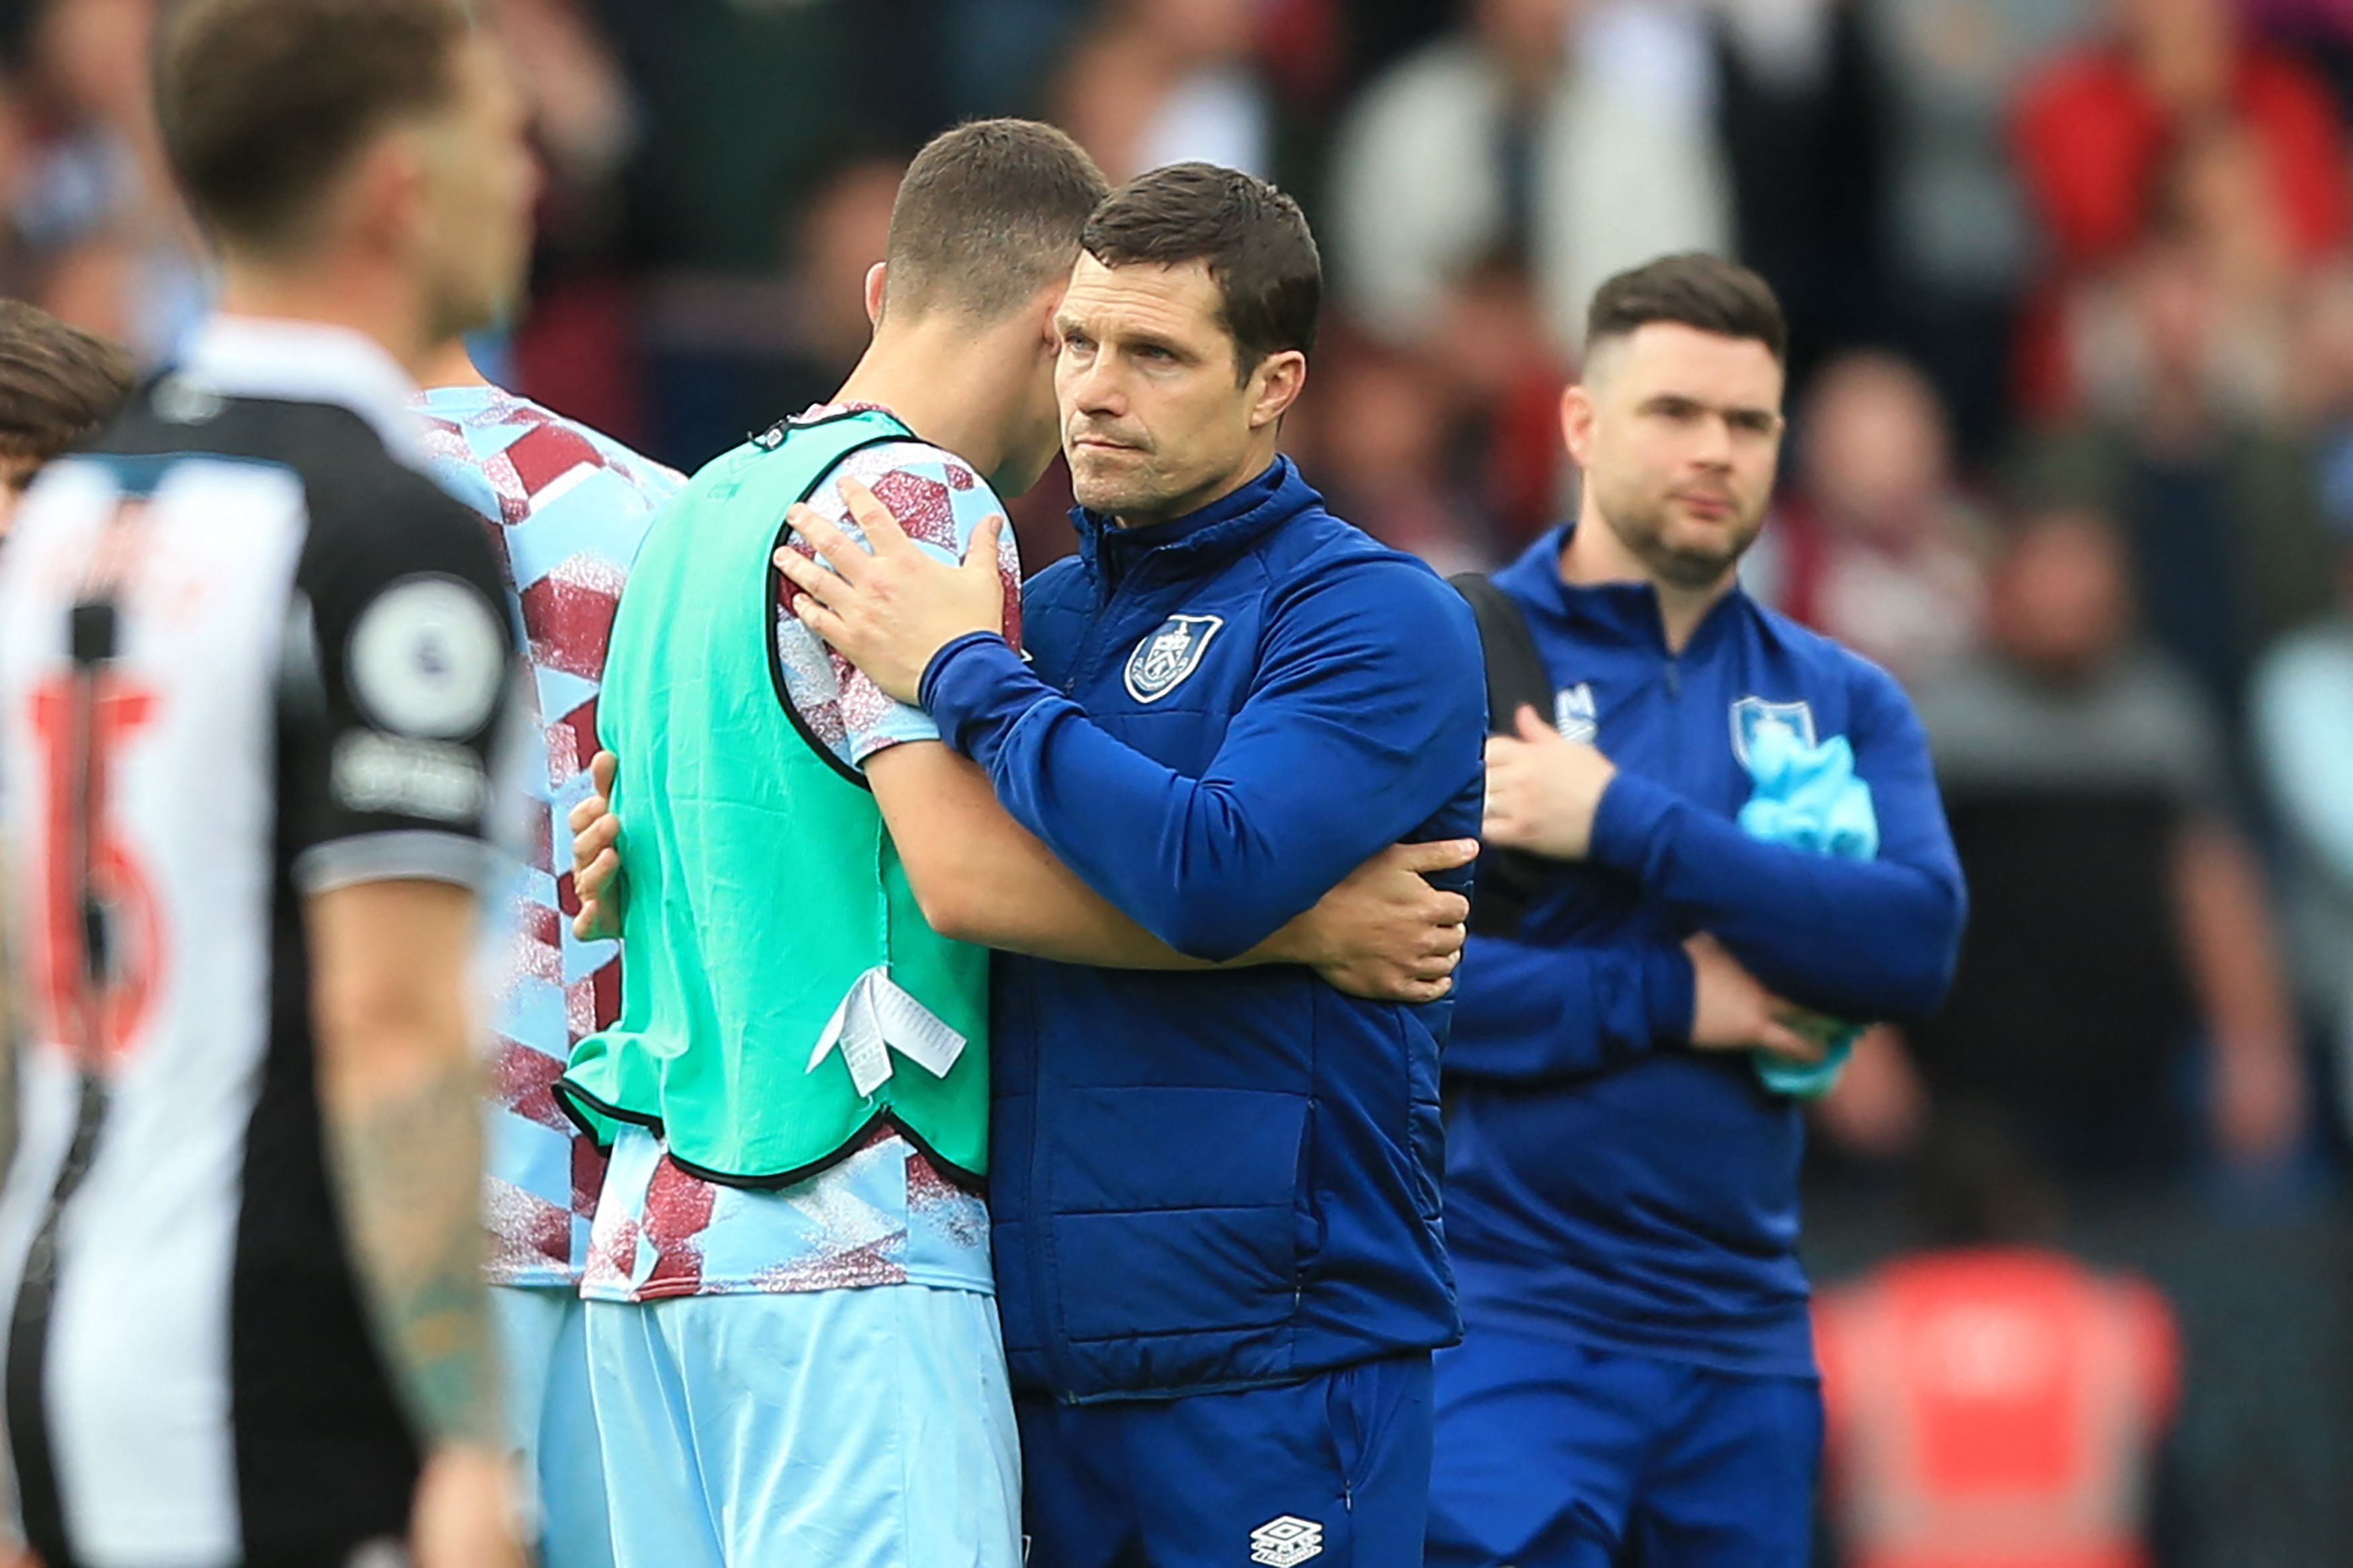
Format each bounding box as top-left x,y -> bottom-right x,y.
155,0 -> 473,255
882,118 -> 1109,323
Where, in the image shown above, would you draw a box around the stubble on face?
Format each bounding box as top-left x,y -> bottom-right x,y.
1595,466 -> 1768,589
1580,325 -> 1782,589
1062,413 -> 1160,517
1056,255 -> 1254,527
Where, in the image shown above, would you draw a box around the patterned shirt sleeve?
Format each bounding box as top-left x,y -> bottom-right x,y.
772,442 -> 1024,768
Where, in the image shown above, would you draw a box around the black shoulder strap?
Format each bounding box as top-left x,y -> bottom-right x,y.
1448,572 -> 1557,938
1449,573 -> 1553,737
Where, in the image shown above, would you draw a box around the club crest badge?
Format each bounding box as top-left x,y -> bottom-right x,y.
1554,682 -> 1599,743
1124,614 -> 1225,704
1729,695 -> 1818,766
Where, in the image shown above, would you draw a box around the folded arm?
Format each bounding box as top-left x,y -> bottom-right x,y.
922,565 -> 1486,961
1587,671 -> 1966,1021
869,739 -> 1469,996
866,738 -> 1216,966
1447,933 -> 1695,1081
572,742 -> 1471,998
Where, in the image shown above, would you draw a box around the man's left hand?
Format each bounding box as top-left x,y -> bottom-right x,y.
773,477 -> 1008,704
1264,838 -> 1478,1003
1482,705 -> 1618,860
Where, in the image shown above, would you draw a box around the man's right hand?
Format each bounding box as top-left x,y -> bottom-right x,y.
1266,839 -> 1478,1003
1684,934 -> 1831,1065
410,1444 -> 528,1568
569,749 -> 622,942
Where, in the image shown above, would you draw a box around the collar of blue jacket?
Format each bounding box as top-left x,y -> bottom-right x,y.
1070,455 -> 1302,591
1493,521 -> 1751,660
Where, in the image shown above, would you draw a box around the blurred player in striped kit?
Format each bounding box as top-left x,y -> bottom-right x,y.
413,339 -> 683,1566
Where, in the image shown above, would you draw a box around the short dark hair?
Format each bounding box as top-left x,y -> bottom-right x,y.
1585,253 -> 1788,364
156,0 -> 473,254
0,302 -> 134,464
1082,162 -> 1322,378
883,119 -> 1109,322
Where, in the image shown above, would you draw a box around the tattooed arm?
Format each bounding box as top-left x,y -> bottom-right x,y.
307,878 -> 518,1565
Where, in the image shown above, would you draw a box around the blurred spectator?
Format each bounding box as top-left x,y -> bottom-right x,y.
2230,268 -> 2353,1087
1298,331 -> 1499,575
1337,0 -> 1456,91
2016,173 -> 2335,727
1580,0 -> 1718,126
2286,255 -> 2353,550
2243,1 -> 2353,123
494,0 -> 651,446
2011,0 -> 2351,414
939,0 -> 1090,120
1422,249 -> 1574,549
1714,0 -> 1888,386
1051,0 -> 1271,183
635,151 -> 906,471
2249,515 -> 2353,1137
0,0 -> 202,360
1903,508 -> 2305,1185
772,154 -> 907,417
1325,0 -> 1730,353
1761,349 -> 1990,686
2069,126 -> 2302,425
1815,1117 -> 2184,1568
495,0 -> 637,263
1860,0 -> 2095,459
590,0 -> 939,272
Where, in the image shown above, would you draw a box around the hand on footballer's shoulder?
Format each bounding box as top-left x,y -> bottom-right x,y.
776,474 -> 1012,705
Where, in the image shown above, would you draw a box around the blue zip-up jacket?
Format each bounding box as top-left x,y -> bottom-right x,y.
921,458 -> 1487,1402
1445,526 -> 1966,1377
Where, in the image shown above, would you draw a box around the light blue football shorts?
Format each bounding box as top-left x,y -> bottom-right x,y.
493,1284 -> 612,1568
581,1283 -> 1021,1568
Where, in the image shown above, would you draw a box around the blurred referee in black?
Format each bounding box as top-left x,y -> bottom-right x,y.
0,1 -> 537,1565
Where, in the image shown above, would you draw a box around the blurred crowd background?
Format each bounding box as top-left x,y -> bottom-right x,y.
4,0 -> 2351,1561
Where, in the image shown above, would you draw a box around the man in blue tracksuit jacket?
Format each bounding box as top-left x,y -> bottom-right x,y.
1424,256 -> 1967,1568
779,165 -> 1486,1568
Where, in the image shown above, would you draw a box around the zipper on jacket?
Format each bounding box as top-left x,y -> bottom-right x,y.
1033,543 -> 1181,1399
1025,930 -> 1080,1403
1026,1041 -> 1081,1402
1068,555 -> 1159,693
1663,654 -> 1683,778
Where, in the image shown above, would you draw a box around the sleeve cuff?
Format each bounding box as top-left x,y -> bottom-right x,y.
293,830 -> 502,894
1645,941 -> 1697,1045
919,630 -> 1012,709
920,632 -> 1051,765
1589,770 -> 1679,872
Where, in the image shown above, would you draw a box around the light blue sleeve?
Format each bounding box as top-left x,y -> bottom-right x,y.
426,449 -> 506,525
773,446 -> 1021,768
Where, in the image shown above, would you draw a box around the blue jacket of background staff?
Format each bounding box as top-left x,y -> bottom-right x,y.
1445,525 -> 1967,1378
921,457 -> 1488,1403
